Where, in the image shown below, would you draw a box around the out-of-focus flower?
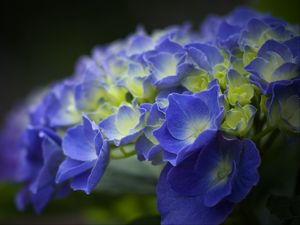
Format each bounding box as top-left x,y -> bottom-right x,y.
16,127 -> 65,213
266,79 -> 300,133
245,40 -> 300,93
144,39 -> 196,89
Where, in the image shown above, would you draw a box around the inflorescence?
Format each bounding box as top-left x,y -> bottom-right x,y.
0,7 -> 299,225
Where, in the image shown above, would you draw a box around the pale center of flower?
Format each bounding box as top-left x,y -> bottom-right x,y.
158,55 -> 178,78
215,160 -> 232,181
116,108 -> 140,135
190,119 -> 210,139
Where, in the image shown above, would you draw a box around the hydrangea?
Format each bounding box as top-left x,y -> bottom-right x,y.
157,134 -> 260,225
221,103 -> 257,137
0,6 -> 299,225
154,82 -> 224,166
16,127 -> 66,213
56,115 -> 109,194
135,103 -> 164,165
99,104 -> 147,146
245,40 -> 300,93
266,79 -> 300,133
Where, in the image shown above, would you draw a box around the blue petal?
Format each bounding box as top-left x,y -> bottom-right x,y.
155,86 -> 187,111
284,36 -> 300,60
62,121 -> 98,161
31,186 -> 55,214
166,93 -> 210,140
203,162 -> 236,207
30,135 -> 63,193
128,34 -> 154,56
82,115 -> 100,141
168,135 -> 237,203
85,140 -> 109,193
70,171 -> 90,193
56,158 -> 94,183
227,139 -> 260,203
47,84 -> 81,128
194,84 -> 224,126
155,38 -> 184,54
146,103 -> 165,126
227,7 -> 264,26
239,18 -> 269,48
99,114 -> 123,142
217,22 -> 241,40
147,52 -> 178,76
57,134 -> 109,194
16,187 -> 30,211
75,79 -> 105,111
186,46 -> 212,72
186,43 -> 223,72
272,62 -> 299,81
258,39 -> 293,62
217,21 -> 241,49
154,123 -> 189,155
135,134 -> 163,164
190,129 -> 218,152
157,164 -> 234,225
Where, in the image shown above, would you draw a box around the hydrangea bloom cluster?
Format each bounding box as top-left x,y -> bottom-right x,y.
1,7 -> 299,224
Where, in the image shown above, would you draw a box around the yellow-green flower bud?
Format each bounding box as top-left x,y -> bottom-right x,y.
222,103 -> 257,137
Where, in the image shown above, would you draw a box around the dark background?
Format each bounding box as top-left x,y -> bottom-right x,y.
1,0 -> 299,125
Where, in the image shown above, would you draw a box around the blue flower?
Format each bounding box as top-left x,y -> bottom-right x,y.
0,103 -> 31,181
99,104 -> 147,146
266,79 -> 300,133
16,127 -> 65,213
155,86 -> 187,112
185,43 -> 224,74
157,133 -> 261,225
56,115 -> 109,194
1,6 -> 299,222
245,39 -> 300,93
117,60 -> 155,100
135,103 -> 165,165
185,43 -> 229,89
74,57 -> 107,112
239,18 -> 295,52
126,32 -> 155,57
154,82 -> 224,165
32,83 -> 82,128
284,36 -> 300,60
206,7 -> 266,50
144,38 -> 196,89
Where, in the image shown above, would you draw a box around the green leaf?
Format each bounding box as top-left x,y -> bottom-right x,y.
96,156 -> 164,194
127,215 -> 161,225
267,195 -> 300,225
245,135 -> 300,224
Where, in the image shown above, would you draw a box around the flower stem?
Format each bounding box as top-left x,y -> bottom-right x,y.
110,151 -> 136,159
110,147 -> 136,159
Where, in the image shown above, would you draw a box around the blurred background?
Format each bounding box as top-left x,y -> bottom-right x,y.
0,0 -> 299,224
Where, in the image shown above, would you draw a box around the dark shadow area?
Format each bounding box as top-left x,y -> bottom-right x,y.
0,0 -> 249,124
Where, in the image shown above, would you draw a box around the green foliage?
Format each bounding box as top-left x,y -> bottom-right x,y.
253,0 -> 300,23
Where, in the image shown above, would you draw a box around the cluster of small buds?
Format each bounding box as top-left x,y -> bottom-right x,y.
0,7 -> 299,225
